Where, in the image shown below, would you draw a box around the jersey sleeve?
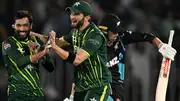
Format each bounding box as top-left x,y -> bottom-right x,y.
2,40 -> 31,68
121,30 -> 156,45
81,33 -> 104,56
41,54 -> 55,72
63,30 -> 73,44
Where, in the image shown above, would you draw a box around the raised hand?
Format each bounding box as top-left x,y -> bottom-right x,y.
49,30 -> 57,49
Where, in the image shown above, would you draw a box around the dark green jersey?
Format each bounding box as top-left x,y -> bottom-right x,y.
64,22 -> 112,92
2,35 -> 54,97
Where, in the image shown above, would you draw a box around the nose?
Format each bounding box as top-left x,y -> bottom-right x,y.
19,26 -> 24,31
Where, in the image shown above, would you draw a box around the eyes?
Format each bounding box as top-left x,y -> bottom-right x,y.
15,23 -> 30,27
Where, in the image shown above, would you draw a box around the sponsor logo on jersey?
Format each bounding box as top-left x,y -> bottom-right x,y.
88,39 -> 100,45
106,53 -> 124,68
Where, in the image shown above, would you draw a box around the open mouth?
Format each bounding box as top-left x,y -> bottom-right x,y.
72,20 -> 78,25
19,32 -> 26,36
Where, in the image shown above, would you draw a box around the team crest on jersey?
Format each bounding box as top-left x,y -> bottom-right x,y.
4,43 -> 11,50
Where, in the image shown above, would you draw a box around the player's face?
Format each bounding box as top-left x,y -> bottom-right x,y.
13,17 -> 32,41
107,31 -> 118,46
70,13 -> 85,28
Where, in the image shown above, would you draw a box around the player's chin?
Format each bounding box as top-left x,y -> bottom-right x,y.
71,23 -> 77,28
71,24 -> 78,28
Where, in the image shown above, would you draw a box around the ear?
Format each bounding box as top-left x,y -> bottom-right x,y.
12,24 -> 15,29
85,16 -> 91,22
30,24 -> 33,29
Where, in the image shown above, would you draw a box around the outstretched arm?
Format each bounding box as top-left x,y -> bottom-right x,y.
30,31 -> 70,48
121,30 -> 176,60
49,31 -> 89,66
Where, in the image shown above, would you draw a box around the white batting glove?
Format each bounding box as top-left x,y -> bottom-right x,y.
63,97 -> 73,101
158,43 -> 177,61
63,98 -> 70,101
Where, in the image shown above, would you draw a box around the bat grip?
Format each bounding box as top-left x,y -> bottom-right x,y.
168,30 -> 174,46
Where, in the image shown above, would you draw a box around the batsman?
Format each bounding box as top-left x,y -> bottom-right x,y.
98,14 -> 177,101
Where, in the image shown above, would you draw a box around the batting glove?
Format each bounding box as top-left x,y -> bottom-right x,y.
158,43 -> 177,61
63,98 -> 74,101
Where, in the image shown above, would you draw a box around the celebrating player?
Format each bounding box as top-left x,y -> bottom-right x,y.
47,1 -> 112,101
2,10 -> 55,101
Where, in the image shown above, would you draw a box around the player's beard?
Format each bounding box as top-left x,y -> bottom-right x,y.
71,17 -> 85,29
14,30 -> 30,41
107,40 -> 114,47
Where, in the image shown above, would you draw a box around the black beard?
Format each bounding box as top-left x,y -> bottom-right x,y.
14,30 -> 30,41
72,17 -> 84,29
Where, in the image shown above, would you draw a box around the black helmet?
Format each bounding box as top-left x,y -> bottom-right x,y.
99,14 -> 122,33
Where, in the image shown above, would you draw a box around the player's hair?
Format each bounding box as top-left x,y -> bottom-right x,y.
13,10 -> 33,24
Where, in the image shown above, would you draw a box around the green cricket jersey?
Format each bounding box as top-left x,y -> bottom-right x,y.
2,35 -> 54,98
63,22 -> 112,92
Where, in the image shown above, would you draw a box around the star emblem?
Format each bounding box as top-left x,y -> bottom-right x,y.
117,21 -> 120,27
90,97 -> 97,101
74,2 -> 80,6
17,47 -> 25,54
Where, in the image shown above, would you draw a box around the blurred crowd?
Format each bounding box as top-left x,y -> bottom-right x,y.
0,0 -> 180,101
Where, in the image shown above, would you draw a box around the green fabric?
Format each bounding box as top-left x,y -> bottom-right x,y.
74,84 -> 111,101
2,36 -> 49,99
64,22 -> 112,92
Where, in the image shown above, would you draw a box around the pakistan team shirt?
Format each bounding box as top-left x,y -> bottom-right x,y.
2,35 -> 46,97
63,22 -> 112,92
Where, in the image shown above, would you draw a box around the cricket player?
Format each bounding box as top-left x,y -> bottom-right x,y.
31,1 -> 112,101
2,10 -> 55,101
98,14 -> 177,101
48,1 -> 112,101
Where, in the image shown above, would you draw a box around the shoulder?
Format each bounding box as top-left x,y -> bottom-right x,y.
88,24 -> 105,39
2,37 -> 15,52
2,36 -> 15,45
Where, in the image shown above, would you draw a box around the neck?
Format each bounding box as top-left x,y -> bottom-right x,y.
79,21 -> 90,32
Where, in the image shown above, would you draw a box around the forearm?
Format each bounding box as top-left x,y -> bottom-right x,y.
30,32 -> 49,43
30,50 -> 46,63
53,44 -> 69,60
152,37 -> 162,48
30,32 -> 70,47
53,44 -> 83,66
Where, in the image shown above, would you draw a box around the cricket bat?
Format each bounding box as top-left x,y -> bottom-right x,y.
155,30 -> 175,101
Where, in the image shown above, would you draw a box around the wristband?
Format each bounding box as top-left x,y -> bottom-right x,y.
65,52 -> 76,63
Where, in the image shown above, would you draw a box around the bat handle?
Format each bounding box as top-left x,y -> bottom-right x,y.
168,30 -> 174,46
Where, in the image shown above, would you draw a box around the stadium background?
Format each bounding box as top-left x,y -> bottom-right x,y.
0,0 -> 180,101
